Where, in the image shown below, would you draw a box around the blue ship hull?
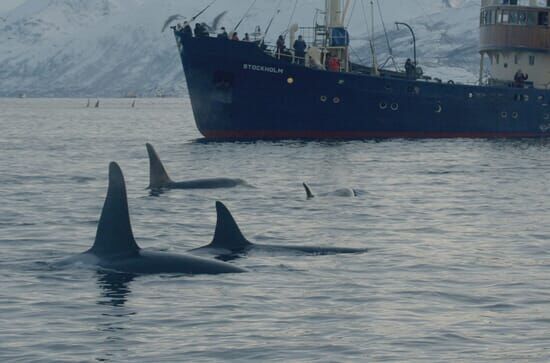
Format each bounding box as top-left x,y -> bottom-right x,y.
175,35 -> 550,139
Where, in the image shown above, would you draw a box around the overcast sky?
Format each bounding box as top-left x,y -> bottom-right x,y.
0,0 -> 24,13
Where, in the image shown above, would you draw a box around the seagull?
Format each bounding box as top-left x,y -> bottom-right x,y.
201,11 -> 228,33
162,14 -> 186,32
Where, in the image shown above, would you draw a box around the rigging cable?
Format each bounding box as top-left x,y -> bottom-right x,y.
263,0 -> 285,41
346,0 -> 358,28
233,0 -> 259,32
376,0 -> 398,71
191,0 -> 218,22
285,0 -> 299,33
360,0 -> 378,72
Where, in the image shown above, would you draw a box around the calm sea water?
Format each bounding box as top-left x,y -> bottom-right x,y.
1,98 -> 549,362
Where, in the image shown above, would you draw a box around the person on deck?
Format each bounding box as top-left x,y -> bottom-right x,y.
243,33 -> 251,42
293,35 -> 307,65
194,23 -> 203,37
231,32 -> 240,41
514,69 -> 528,88
276,35 -> 285,57
218,27 -> 229,39
182,21 -> 193,38
327,54 -> 341,72
405,58 -> 416,79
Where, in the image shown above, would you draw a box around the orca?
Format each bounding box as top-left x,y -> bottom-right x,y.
191,202 -> 368,258
303,183 -> 357,199
146,143 -> 248,191
68,162 -> 245,275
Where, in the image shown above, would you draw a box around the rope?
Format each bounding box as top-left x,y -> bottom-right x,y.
264,0 -> 285,40
233,0 -> 259,32
346,0 -> 358,28
286,0 -> 299,33
375,0 -> 398,71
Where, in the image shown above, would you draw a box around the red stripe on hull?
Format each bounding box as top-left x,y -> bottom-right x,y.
201,130 -> 545,139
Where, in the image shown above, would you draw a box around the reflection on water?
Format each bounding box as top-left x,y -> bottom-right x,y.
96,272 -> 135,308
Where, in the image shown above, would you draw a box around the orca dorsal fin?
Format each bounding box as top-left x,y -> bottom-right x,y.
90,162 -> 140,256
146,143 -> 173,189
303,183 -> 315,199
209,202 -> 252,251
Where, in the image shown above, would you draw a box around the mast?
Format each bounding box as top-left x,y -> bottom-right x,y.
324,0 -> 351,71
325,0 -> 343,27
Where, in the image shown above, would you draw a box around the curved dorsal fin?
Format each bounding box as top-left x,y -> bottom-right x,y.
303,183 -> 315,199
146,143 -> 173,189
209,202 -> 252,251
90,162 -> 140,256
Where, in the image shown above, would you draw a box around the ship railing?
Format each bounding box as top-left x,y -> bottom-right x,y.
261,44 -> 308,65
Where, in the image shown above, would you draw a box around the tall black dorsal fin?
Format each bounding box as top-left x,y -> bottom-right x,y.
303,183 -> 315,199
146,143 -> 173,189
90,162 -> 140,256
209,202 -> 252,251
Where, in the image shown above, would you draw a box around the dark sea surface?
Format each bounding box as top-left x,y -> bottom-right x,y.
1,98 -> 549,362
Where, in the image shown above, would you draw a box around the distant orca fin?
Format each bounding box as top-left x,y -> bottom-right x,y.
303,183 -> 315,199
90,162 -> 140,256
208,202 -> 252,250
146,143 -> 173,189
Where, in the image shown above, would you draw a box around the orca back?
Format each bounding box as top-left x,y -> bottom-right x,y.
207,202 -> 252,251
303,183 -> 315,199
146,143 -> 173,189
90,162 -> 140,257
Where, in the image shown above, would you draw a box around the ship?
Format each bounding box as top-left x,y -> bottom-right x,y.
173,0 -> 550,139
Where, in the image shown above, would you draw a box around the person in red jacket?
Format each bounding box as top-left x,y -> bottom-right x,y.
327,55 -> 341,72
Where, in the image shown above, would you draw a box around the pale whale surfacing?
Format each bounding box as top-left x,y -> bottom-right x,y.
146,143 -> 248,191
65,162 -> 245,275
303,183 -> 358,199
191,202 -> 368,259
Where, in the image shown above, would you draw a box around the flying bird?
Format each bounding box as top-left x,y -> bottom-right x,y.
201,11 -> 228,33
161,14 -> 186,32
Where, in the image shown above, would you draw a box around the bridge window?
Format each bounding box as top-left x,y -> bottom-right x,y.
539,12 -> 549,26
529,55 -> 535,66
501,10 -> 510,23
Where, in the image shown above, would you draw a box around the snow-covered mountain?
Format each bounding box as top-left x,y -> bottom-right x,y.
0,0 -> 480,97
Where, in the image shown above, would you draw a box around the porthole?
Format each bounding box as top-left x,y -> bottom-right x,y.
435,104 -> 442,113
379,102 -> 388,110
391,103 -> 399,111
287,77 -> 294,85
501,111 -> 508,119
512,112 -> 519,119
320,95 -> 327,102
333,97 -> 341,104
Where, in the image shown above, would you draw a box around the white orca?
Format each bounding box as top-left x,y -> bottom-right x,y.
303,183 -> 357,199
68,162 -> 245,275
146,143 -> 248,191
191,202 -> 368,258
